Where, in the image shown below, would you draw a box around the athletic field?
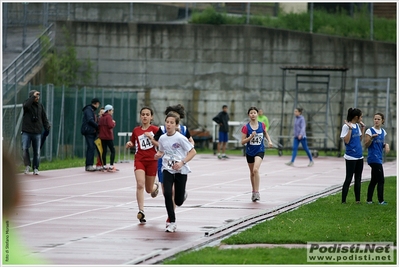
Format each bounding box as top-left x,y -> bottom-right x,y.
13,155 -> 397,264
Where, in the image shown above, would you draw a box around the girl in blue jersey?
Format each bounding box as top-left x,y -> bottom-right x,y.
241,107 -> 273,202
364,113 -> 390,205
340,108 -> 366,204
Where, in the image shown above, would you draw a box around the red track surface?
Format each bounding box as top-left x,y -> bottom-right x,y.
11,155 -> 397,265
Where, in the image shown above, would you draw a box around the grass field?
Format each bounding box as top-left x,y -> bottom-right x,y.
164,176 -> 397,264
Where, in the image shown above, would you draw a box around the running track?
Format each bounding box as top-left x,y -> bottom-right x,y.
12,155 -> 397,264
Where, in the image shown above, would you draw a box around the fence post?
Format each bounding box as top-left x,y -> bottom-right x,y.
309,3 -> 314,33
369,3 -> 373,41
73,88 -> 78,157
3,3 -> 8,49
246,3 -> 250,24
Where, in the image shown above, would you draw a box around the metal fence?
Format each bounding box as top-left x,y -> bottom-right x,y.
2,23 -> 54,97
3,84 -> 138,164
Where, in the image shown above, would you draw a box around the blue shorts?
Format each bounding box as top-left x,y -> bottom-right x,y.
218,132 -> 228,143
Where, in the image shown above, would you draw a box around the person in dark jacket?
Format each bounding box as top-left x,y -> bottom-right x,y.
98,104 -> 116,172
81,98 -> 101,171
22,90 -> 51,175
212,105 -> 230,159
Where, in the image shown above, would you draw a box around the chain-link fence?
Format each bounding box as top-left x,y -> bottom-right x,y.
3,84 -> 138,163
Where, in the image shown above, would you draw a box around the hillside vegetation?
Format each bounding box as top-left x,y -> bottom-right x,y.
190,6 -> 396,43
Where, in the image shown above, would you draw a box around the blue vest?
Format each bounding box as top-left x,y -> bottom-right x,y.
160,125 -> 187,136
345,124 -> 363,158
245,122 -> 265,156
367,128 -> 385,164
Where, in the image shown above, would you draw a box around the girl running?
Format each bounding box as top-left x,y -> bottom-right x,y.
125,107 -> 160,223
365,113 -> 390,205
154,111 -> 197,232
241,107 -> 273,202
340,107 -> 365,204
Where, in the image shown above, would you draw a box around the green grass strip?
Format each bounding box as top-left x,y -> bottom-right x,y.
165,177 -> 396,264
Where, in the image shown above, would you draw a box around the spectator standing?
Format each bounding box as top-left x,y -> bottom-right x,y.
257,109 -> 270,131
98,105 -> 117,172
21,90 -> 51,175
81,98 -> 101,172
213,105 -> 230,159
365,113 -> 390,205
340,108 -> 365,204
95,107 -> 105,171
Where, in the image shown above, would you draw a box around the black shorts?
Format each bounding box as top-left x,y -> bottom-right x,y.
246,152 -> 265,163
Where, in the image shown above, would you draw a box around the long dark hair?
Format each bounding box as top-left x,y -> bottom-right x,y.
140,106 -> 154,116
164,104 -> 185,118
346,108 -> 362,121
374,112 -> 385,125
247,106 -> 258,115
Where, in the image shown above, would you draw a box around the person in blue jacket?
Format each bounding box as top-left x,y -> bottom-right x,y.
340,108 -> 366,204
364,112 -> 390,205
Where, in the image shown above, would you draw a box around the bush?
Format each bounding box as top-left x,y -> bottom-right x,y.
190,6 -> 396,43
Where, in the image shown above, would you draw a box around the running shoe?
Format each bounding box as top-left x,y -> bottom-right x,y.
379,201 -> 388,205
86,166 -> 96,172
308,161 -> 314,167
165,222 -> 177,232
217,155 -> 222,160
285,162 -> 293,166
24,165 -> 31,174
222,155 -> 229,159
151,182 -> 159,198
367,201 -> 373,204
33,168 -> 39,175
137,210 -> 146,223
252,192 -> 260,202
107,166 -> 116,172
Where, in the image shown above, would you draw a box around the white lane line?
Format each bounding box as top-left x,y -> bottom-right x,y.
24,175 -> 135,192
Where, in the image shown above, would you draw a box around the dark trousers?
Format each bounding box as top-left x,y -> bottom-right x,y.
163,170 -> 187,223
342,159 -> 363,203
101,139 -> 115,166
367,163 -> 385,203
22,132 -> 41,169
84,134 -> 96,167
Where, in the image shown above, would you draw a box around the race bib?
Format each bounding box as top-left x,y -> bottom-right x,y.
164,151 -> 181,170
250,133 -> 263,146
138,133 -> 154,150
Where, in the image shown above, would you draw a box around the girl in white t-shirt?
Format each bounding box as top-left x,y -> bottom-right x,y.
154,111 -> 197,232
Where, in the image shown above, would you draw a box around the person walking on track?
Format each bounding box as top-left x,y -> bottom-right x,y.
285,107 -> 314,167
340,107 -> 365,204
154,111 -> 197,232
241,107 -> 273,202
365,112 -> 390,205
125,107 -> 160,223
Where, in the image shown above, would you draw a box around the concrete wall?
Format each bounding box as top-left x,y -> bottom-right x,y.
280,2 -> 307,14
55,21 -> 397,150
